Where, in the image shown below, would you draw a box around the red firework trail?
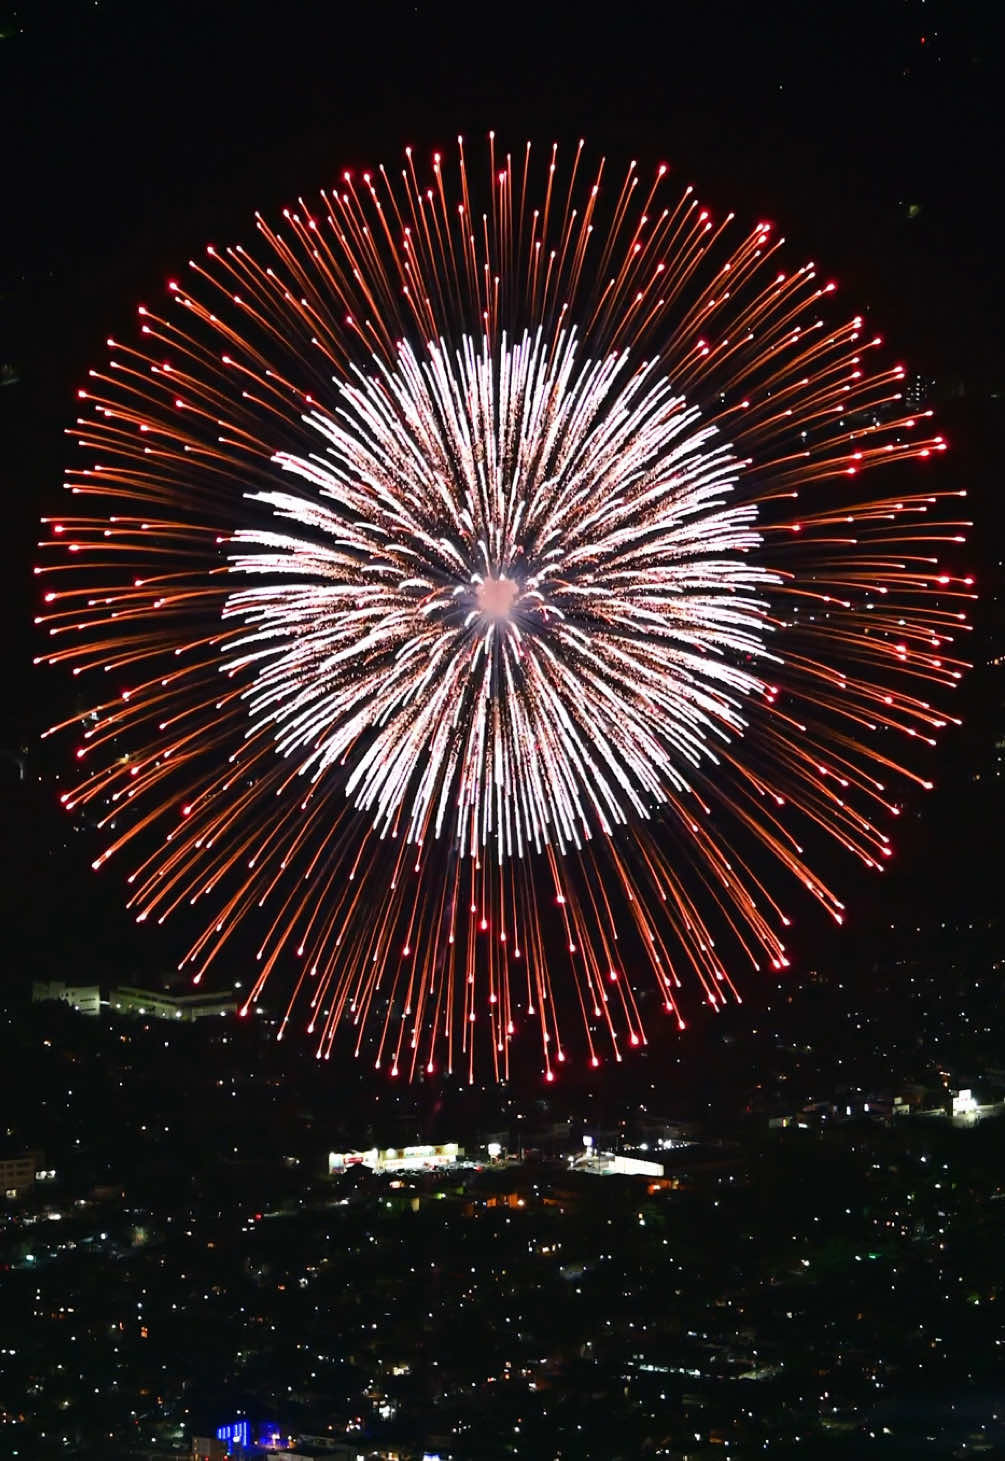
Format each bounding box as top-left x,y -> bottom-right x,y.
38,136 -> 971,1081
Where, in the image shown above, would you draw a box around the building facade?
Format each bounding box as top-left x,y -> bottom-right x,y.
0,1150 -> 42,1197
31,980 -> 101,1015
110,987 -> 237,1021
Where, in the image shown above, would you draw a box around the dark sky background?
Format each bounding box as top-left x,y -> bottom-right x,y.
0,0 -> 1002,1052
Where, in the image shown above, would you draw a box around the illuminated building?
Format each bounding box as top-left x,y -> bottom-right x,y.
569,1145 -> 663,1180
215,1419 -> 251,1452
204,1420 -> 295,1457
328,1142 -> 462,1175
589,1152 -> 666,1178
191,1439 -> 230,1461
31,980 -> 237,1021
572,1144 -> 666,1177
110,986 -> 237,1021
201,1428 -> 367,1461
31,980 -> 101,1015
0,1149 -> 42,1198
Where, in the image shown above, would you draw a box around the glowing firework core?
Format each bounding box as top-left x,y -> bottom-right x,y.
477,576 -> 520,619
228,331 -> 770,861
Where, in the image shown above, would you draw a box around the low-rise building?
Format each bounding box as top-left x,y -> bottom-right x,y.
328,1142 -> 462,1175
31,980 -> 101,1015
1,1148 -> 42,1197
110,986 -> 237,1021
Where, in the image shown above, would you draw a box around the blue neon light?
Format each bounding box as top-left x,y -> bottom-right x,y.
215,1419 -> 250,1449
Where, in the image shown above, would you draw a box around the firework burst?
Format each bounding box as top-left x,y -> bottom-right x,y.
39,137 -> 971,1080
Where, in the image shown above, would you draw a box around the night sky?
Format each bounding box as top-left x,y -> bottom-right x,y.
1,0 -> 1002,1043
